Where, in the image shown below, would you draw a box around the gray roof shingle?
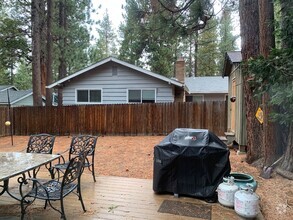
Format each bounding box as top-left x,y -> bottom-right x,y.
0,89 -> 32,104
227,51 -> 242,63
185,76 -> 228,94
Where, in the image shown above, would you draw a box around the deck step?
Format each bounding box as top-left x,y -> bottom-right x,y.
224,132 -> 235,145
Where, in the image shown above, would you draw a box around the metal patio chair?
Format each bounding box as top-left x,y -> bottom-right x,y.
20,154 -> 86,220
23,133 -> 56,177
52,135 -> 98,182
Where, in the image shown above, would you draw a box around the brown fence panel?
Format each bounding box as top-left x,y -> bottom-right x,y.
0,107 -> 10,137
9,101 -> 227,137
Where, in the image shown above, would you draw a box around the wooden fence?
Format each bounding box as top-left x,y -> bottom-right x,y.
0,102 -> 227,137
0,107 -> 11,137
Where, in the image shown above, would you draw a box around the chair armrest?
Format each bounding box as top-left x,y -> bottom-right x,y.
56,154 -> 66,164
57,148 -> 69,155
55,149 -> 69,164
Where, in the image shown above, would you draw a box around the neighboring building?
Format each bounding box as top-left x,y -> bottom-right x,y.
47,57 -> 184,105
223,51 -> 246,147
0,85 -> 35,107
185,76 -> 228,102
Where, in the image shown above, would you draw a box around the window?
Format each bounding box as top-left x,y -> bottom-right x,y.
192,95 -> 204,102
185,95 -> 203,102
77,89 -> 101,103
128,89 -> 155,103
129,90 -> 141,103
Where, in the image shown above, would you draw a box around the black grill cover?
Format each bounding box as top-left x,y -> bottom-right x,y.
153,128 -> 231,198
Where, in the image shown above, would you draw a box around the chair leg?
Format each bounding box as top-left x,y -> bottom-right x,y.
77,184 -> 86,212
60,197 -> 66,220
20,198 -> 26,219
91,163 -> 96,182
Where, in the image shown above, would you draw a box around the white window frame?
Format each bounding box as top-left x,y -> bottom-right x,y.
75,88 -> 103,104
127,89 -> 156,103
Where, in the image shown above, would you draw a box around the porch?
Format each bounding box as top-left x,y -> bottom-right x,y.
0,174 -> 247,220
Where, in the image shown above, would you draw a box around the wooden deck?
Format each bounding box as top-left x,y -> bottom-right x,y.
0,172 -> 263,220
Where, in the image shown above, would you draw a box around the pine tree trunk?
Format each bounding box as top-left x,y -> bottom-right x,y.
46,0 -> 53,106
194,31 -> 198,77
279,124 -> 293,172
239,0 -> 263,163
58,0 -> 67,106
277,123 -> 293,179
31,0 -> 42,106
259,0 -> 277,165
277,0 -> 293,175
40,0 -> 46,98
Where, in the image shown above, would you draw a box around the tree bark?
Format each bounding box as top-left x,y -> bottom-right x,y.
194,31 -> 198,77
259,0 -> 277,165
40,0 -> 46,98
239,0 -> 263,163
279,123 -> 293,172
277,0 -> 293,175
58,0 -> 67,106
259,0 -> 275,55
31,0 -> 43,106
46,0 -> 53,106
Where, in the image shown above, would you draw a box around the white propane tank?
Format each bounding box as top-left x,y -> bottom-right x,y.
234,184 -> 260,218
217,176 -> 239,207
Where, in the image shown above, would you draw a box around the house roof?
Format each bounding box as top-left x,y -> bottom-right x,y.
185,76 -> 228,94
223,51 -> 242,77
0,89 -> 32,104
47,56 -> 184,89
227,51 -> 242,63
0,85 -> 17,91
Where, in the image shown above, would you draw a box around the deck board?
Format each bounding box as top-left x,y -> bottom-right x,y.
0,173 -> 263,220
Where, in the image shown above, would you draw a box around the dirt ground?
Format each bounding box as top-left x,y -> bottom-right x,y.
1,135 -> 292,219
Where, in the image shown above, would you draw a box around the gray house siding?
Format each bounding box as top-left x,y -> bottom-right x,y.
224,52 -> 246,146
230,64 -> 246,146
62,63 -> 175,105
203,94 -> 227,101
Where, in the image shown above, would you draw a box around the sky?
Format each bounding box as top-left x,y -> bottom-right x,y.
93,0 -> 126,30
92,0 -> 240,49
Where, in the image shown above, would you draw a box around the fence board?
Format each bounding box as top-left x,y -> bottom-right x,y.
0,102 -> 227,137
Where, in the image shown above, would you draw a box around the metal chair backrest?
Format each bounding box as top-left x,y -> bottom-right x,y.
26,133 -> 55,154
68,135 -> 97,159
61,153 -> 85,189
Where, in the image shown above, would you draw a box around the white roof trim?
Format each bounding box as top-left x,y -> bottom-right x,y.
46,57 -> 183,89
10,92 -> 33,104
0,86 -> 18,92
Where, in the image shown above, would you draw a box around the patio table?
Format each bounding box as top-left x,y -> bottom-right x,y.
0,152 -> 60,201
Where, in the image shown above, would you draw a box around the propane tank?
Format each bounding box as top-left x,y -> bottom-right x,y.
234,184 -> 260,218
217,176 -> 239,207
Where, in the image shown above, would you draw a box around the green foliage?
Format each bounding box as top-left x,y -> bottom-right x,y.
218,3 -> 238,73
90,10 -> 118,62
248,48 -> 293,125
119,0 -> 216,76
197,17 -> 219,75
0,14 -> 30,76
118,0 -> 150,65
0,66 -> 10,85
14,62 -> 32,90
53,0 -> 93,74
